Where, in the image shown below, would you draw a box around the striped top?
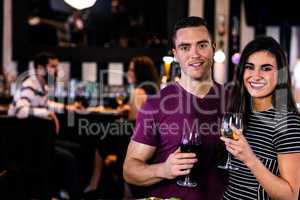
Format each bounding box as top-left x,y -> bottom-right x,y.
223,108 -> 300,200
8,75 -> 50,118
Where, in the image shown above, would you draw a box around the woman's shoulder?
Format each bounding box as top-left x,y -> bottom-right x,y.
273,108 -> 300,121
272,108 -> 300,131
134,87 -> 147,96
272,109 -> 300,153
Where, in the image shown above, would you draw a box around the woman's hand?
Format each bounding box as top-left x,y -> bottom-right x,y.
220,126 -> 257,167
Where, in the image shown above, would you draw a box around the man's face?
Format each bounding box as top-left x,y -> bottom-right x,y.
47,58 -> 59,78
172,26 -> 214,81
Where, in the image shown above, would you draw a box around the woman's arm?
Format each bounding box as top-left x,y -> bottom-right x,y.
222,130 -> 300,200
246,152 -> 300,200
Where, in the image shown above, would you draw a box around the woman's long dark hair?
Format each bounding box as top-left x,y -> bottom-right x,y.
130,55 -> 160,95
230,36 -> 297,119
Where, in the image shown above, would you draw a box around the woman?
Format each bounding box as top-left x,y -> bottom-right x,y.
222,36 -> 300,199
124,55 -> 160,120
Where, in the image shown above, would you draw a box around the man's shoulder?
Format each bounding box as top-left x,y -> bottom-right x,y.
155,82 -> 182,98
146,83 -> 181,104
210,81 -> 234,98
22,76 -> 39,88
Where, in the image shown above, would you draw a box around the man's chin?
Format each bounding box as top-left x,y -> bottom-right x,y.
191,72 -> 211,82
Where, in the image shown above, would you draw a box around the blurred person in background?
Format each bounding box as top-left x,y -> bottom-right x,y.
8,52 -> 60,132
7,52 -> 84,199
121,55 -> 160,120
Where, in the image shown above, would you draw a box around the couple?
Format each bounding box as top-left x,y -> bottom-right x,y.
123,16 -> 300,199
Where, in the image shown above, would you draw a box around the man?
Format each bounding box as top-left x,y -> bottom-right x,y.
8,52 -> 60,132
123,16 -> 228,199
8,52 -> 83,199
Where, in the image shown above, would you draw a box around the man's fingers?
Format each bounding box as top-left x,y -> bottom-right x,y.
178,164 -> 194,170
174,147 -> 181,153
175,152 -> 197,159
171,158 -> 197,165
177,168 -> 191,176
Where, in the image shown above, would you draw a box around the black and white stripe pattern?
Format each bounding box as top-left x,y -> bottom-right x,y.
8,75 -> 50,118
224,108 -> 300,200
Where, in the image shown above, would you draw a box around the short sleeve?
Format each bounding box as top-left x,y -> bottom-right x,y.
131,99 -> 159,147
274,112 -> 300,153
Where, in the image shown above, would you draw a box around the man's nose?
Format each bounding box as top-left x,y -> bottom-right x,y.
190,46 -> 201,57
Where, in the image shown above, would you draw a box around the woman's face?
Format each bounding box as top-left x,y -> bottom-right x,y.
243,51 -> 278,101
127,62 -> 136,84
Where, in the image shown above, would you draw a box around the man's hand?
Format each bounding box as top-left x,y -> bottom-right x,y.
48,112 -> 60,134
161,148 -> 197,180
123,141 -> 198,186
65,102 -> 84,111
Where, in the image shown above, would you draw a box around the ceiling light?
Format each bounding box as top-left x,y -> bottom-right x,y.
231,52 -> 240,65
214,49 -> 226,63
162,56 -> 174,64
64,0 -> 97,10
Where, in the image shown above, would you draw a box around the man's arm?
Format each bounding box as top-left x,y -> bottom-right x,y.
123,140 -> 197,186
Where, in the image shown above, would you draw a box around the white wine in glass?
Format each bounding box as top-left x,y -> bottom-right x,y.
218,113 -> 243,170
116,94 -> 125,107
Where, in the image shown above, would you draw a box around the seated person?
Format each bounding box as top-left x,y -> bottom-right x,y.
122,55 -> 160,120
8,52 -> 60,132
8,52 -> 83,199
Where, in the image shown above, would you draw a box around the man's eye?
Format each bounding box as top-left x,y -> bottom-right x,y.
180,46 -> 189,51
198,43 -> 208,49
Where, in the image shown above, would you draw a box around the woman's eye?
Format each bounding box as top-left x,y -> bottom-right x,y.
261,66 -> 272,71
244,65 -> 254,70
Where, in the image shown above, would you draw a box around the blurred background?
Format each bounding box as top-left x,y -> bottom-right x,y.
0,0 -> 300,199
0,0 -> 299,104
0,0 -> 300,100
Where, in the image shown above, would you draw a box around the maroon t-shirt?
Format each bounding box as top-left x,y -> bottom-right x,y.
132,82 -> 229,200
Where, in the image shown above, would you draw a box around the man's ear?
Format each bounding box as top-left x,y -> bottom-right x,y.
172,48 -> 177,60
212,42 -> 216,51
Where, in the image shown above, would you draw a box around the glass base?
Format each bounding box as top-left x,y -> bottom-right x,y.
218,164 -> 239,170
176,178 -> 197,187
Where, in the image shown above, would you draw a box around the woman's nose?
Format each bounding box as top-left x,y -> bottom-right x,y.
252,69 -> 262,79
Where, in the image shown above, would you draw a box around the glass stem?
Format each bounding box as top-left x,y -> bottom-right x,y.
184,175 -> 191,184
227,152 -> 232,166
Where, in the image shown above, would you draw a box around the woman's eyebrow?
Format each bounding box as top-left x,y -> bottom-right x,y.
245,62 -> 254,66
261,64 -> 274,68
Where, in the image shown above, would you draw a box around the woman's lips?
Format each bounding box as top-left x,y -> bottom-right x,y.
248,81 -> 266,89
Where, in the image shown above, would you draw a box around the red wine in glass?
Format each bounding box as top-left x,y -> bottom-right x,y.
176,131 -> 201,187
180,144 -> 201,155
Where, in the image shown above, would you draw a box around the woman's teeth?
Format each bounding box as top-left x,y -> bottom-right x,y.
249,82 -> 265,88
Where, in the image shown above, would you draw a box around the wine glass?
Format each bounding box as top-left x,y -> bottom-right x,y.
176,131 -> 201,187
218,113 -> 243,170
116,93 -> 125,108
